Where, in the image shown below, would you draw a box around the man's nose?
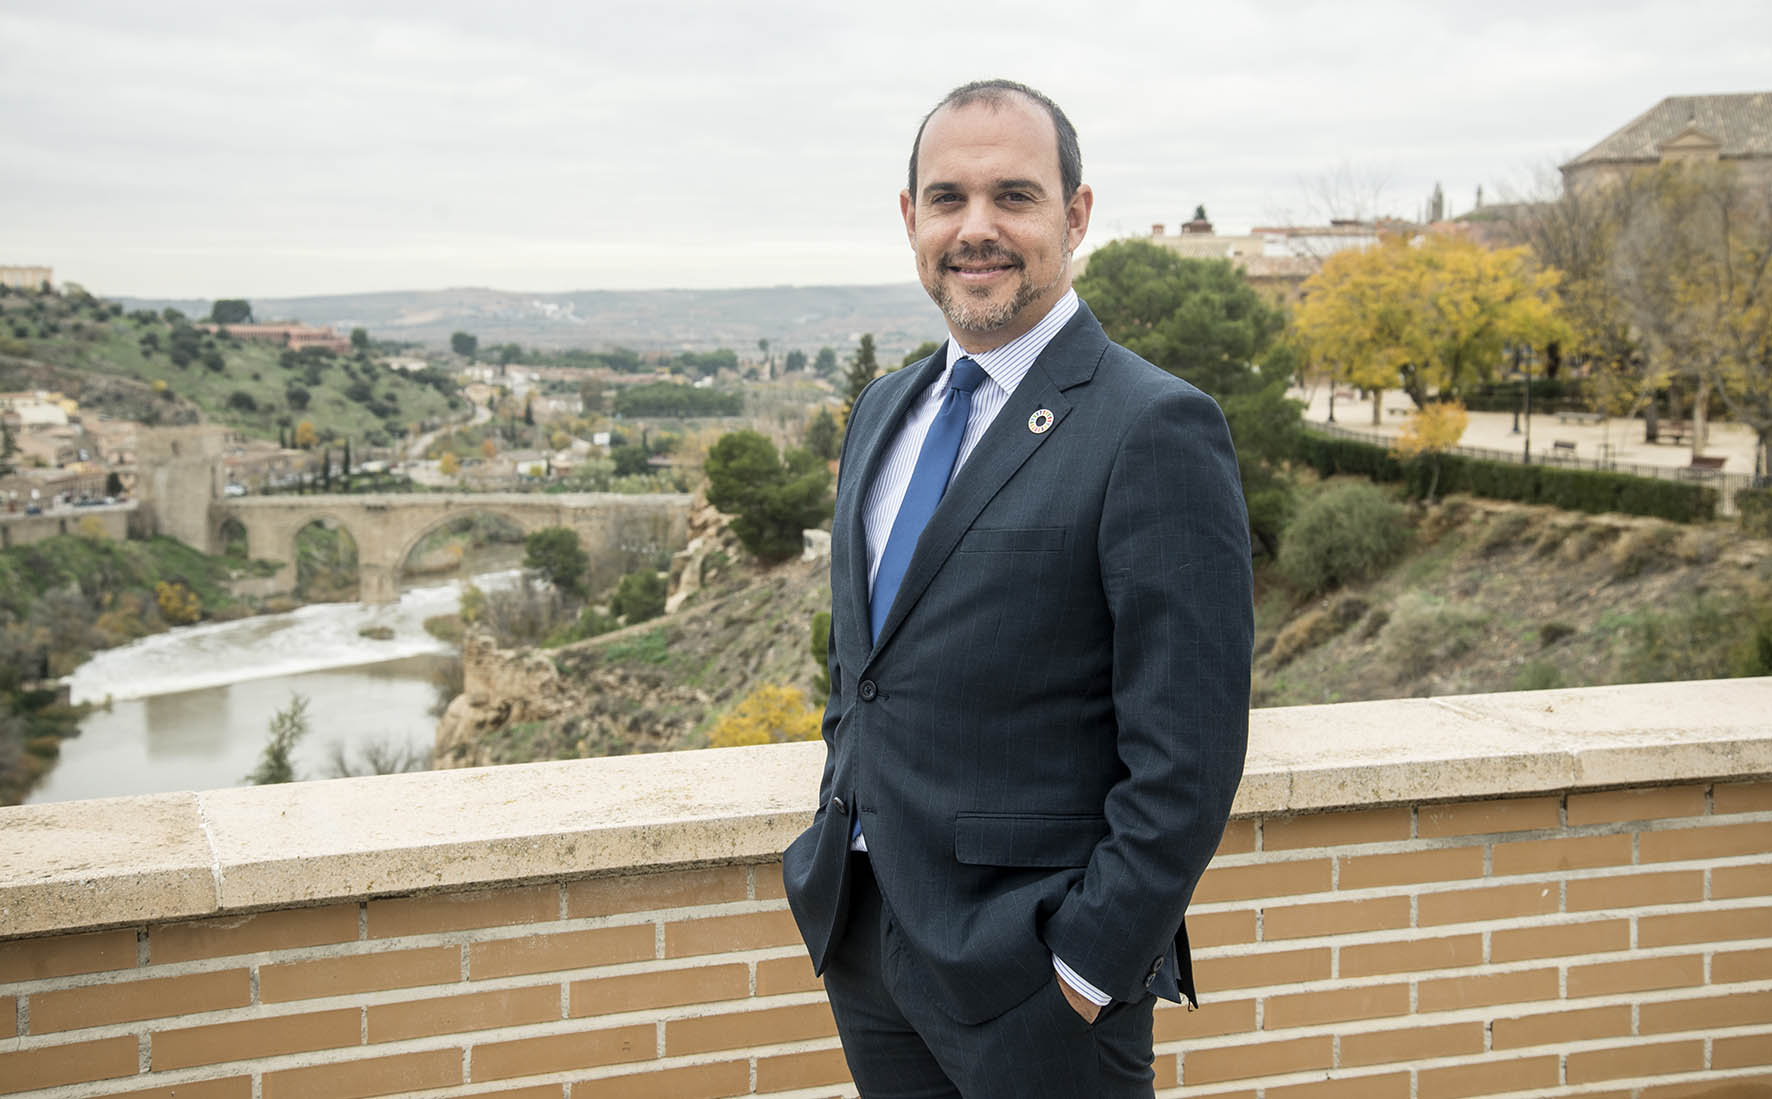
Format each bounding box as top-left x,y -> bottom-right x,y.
956,199 -> 998,245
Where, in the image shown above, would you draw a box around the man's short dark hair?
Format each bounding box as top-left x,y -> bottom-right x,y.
908,79 -> 1082,202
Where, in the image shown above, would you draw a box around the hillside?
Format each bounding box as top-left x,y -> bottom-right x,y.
434,495 -> 1772,769
1,287 -> 464,444
116,283 -> 946,360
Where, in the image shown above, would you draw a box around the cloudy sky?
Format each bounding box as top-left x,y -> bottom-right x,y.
5,1 -> 1770,300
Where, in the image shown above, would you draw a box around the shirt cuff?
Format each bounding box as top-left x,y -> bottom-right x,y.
1051,953 -> 1112,1006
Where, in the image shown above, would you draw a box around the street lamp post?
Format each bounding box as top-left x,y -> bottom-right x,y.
1522,357 -> 1533,465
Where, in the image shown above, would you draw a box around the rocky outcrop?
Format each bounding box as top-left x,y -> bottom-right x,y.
435,506 -> 834,770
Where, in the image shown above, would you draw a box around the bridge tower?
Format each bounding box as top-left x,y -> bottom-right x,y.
134,426 -> 228,552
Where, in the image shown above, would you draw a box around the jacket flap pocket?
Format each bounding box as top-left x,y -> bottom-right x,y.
954,812 -> 1108,867
957,527 -> 1066,554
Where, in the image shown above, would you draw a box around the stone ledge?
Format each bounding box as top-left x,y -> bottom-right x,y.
3,678 -> 1769,940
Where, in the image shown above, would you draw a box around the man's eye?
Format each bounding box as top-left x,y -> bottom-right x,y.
930,193 -> 962,204
1001,192 -> 1033,204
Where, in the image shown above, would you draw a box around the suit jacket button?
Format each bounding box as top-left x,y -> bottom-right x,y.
830,796 -> 847,815
1144,973 -> 1157,989
858,680 -> 878,701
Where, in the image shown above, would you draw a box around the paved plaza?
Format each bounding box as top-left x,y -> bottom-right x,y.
1290,386 -> 1762,477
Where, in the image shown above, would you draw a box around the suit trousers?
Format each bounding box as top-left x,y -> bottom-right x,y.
822,853 -> 1157,1099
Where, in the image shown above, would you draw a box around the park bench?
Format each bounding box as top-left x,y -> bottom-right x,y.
1684,455 -> 1727,478
1556,411 -> 1606,425
1650,419 -> 1692,445
1550,440 -> 1578,461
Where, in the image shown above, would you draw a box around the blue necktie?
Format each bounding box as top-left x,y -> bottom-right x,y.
870,357 -> 987,643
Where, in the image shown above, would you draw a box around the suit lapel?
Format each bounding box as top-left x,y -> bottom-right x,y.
869,306 -> 1109,657
841,347 -> 948,647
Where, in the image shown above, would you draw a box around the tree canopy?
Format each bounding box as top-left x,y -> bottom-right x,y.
704,431 -> 832,563
450,331 -> 478,358
523,527 -> 589,600
209,299 -> 253,325
1293,232 -> 1565,417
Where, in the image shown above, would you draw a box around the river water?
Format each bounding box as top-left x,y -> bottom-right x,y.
27,568 -> 521,805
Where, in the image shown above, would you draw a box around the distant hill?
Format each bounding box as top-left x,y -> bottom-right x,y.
118,284 -> 947,359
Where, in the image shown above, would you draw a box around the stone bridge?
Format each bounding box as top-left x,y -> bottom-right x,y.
214,493 -> 692,603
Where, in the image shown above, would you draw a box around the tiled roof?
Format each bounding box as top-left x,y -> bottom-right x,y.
1565,92 -> 1772,166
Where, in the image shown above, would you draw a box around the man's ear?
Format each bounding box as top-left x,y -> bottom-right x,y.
1066,184 -> 1094,253
901,189 -> 916,246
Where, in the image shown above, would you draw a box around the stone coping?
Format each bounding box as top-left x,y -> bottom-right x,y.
3,678 -> 1769,941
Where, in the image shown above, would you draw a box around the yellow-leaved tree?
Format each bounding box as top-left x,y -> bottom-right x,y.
1391,400 -> 1469,503
1295,232 -> 1566,422
707,684 -> 821,748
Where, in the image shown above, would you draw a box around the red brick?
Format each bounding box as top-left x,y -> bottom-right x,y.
1492,1005 -> 1631,1050
154,1008 -> 360,1070
571,963 -> 749,1016
0,996 -> 12,1039
1568,1039 -> 1705,1083
1418,796 -> 1560,837
755,955 -> 822,996
1268,1074 -> 1411,1099
1418,881 -> 1560,925
1716,1033 -> 1772,1070
0,929 -> 136,981
30,968 -> 249,1032
1641,821 -> 1771,863
574,1060 -> 752,1099
1338,847 -> 1484,890
1193,947 -> 1331,991
1418,968 -> 1559,1013
1341,934 -> 1482,977
369,985 -> 559,1042
469,925 -> 655,979
1568,785 -> 1706,825
1261,896 -> 1409,940
1717,947 -> 1772,984
665,1002 -> 837,1056
1491,918 -> 1630,962
1262,808 -> 1411,850
1715,863 -> 1772,899
1216,818 -> 1256,855
471,1026 -> 653,1080
1263,983 -> 1408,1029
663,909 -> 800,957
1566,870 -> 1704,911
262,1049 -> 461,1098
1183,1036 -> 1331,1085
1190,908 -> 1257,947
261,946 -> 459,1002
1192,859 -> 1333,903
1639,1075 -> 1772,1099
0,1036 -> 137,1094
154,905 -> 358,963
368,885 -> 556,938
1641,989 -> 1772,1035
567,866 -> 750,917
755,1047 -> 853,1093
1639,905 -> 1772,947
107,1079 -> 252,1099
752,864 -> 787,901
1420,1055 -> 1559,1098
1340,1022 -> 1484,1067
1714,780 -> 1772,814
1153,997 -> 1255,1041
1492,833 -> 1632,876
1568,954 -> 1704,998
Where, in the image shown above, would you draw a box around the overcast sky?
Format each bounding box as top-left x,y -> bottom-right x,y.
5,1 -> 1770,300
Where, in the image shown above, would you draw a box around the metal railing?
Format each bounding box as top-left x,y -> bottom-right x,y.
1308,421 -> 1757,517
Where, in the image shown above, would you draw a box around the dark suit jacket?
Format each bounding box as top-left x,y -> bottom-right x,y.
783,302 -> 1253,1026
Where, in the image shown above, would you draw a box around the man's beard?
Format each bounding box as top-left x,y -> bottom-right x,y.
924,242 -> 1070,335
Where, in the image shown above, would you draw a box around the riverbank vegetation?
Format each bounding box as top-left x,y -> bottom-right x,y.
0,531 -> 282,804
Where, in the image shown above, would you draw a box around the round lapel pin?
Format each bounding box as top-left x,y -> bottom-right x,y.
1027,409 -> 1055,435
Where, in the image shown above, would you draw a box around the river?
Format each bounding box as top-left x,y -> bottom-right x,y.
26,568 -> 521,805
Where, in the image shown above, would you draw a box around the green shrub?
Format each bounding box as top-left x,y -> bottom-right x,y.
1277,481 -> 1410,596
1740,489 -> 1772,537
610,569 -> 666,625
1297,431 -> 1716,523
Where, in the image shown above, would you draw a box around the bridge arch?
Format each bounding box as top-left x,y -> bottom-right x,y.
214,493 -> 691,605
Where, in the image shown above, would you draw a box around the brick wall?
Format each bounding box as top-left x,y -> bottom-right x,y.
3,779 -> 1768,1098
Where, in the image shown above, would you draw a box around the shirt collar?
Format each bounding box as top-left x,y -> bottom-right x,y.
942,289 -> 1079,394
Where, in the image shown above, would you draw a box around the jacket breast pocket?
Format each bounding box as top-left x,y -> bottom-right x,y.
956,527 -> 1066,554
954,812 -> 1109,867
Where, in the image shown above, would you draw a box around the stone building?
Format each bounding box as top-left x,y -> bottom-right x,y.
1561,92 -> 1772,192
0,265 -> 52,290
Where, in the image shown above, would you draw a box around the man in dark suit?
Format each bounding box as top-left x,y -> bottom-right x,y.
782,78 -> 1252,1098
